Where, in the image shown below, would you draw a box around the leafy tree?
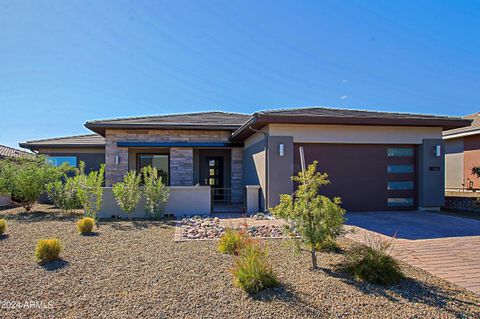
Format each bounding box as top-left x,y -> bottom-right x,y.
75,162 -> 105,219
142,165 -> 169,219
113,171 -> 142,220
0,155 -> 70,211
270,161 -> 345,269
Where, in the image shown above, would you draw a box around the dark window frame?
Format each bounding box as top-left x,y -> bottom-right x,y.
136,153 -> 170,186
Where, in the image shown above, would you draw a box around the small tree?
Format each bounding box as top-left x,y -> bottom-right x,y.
0,155 -> 69,211
75,162 -> 105,219
113,171 -> 142,220
142,165 -> 169,219
270,161 -> 345,269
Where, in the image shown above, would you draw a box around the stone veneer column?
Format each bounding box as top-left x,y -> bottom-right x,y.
105,141 -> 128,186
170,147 -> 194,186
231,148 -> 243,203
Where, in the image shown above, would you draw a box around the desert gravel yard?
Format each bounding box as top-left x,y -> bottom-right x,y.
1,205 -> 480,319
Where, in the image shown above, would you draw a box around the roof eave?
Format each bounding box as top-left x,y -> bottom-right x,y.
19,143 -> 105,151
85,123 -> 243,136
231,115 -> 472,141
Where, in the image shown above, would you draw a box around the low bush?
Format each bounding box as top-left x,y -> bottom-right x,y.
35,238 -> 63,263
77,217 -> 95,235
344,235 -> 403,286
231,241 -> 279,294
0,219 -> 7,235
218,228 -> 250,255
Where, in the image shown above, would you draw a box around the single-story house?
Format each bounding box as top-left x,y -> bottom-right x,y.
444,112 -> 480,189
20,107 -> 470,215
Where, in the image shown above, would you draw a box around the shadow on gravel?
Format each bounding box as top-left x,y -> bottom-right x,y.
80,232 -> 101,237
107,220 -> 174,231
324,265 -> 480,318
39,259 -> 69,271
1,210 -> 81,223
251,284 -> 325,317
0,234 -> 9,240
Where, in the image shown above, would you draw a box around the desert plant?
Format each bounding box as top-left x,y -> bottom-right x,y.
0,219 -> 7,235
344,234 -> 403,285
47,178 -> 81,214
0,156 -> 70,211
113,171 -> 142,220
75,162 -> 105,219
218,228 -> 250,255
35,238 -> 63,263
231,241 -> 279,294
271,161 -> 346,269
142,165 -> 169,219
77,217 -> 95,235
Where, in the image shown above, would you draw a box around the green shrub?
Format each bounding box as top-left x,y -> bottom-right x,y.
142,165 -> 169,219
218,228 -> 249,255
113,171 -> 142,220
75,162 -> 105,220
35,238 -> 63,263
47,178 -> 81,213
344,236 -> 403,286
231,242 -> 279,294
0,219 -> 7,235
77,217 -> 95,235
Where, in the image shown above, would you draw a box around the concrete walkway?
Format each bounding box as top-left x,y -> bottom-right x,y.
346,211 -> 480,294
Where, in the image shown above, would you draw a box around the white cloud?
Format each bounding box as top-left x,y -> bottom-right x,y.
340,95 -> 348,99
341,79 -> 348,83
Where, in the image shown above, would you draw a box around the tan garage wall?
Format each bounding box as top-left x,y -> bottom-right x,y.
267,124 -> 442,144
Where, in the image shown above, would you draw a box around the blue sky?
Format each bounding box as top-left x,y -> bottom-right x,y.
1,1 -> 479,148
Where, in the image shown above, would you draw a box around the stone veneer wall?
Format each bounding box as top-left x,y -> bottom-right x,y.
105,129 -> 231,186
231,148 -> 243,203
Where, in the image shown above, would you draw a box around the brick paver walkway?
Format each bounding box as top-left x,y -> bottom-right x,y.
347,226 -> 480,294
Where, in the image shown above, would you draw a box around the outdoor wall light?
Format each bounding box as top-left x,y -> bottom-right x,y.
115,155 -> 120,165
279,143 -> 285,157
434,145 -> 441,157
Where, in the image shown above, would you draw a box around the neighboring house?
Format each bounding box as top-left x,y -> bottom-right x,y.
443,112 -> 480,189
0,144 -> 31,160
20,107 -> 470,213
0,144 -> 32,206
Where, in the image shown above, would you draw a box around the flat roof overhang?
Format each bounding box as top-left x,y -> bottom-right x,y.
85,123 -> 242,136
230,115 -> 473,141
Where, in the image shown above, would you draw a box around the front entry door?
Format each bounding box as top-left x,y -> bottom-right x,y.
204,157 -> 224,200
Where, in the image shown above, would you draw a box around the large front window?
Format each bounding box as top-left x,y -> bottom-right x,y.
137,154 -> 169,185
47,156 -> 77,167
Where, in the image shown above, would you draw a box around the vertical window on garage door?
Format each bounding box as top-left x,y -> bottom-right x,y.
387,146 -> 415,208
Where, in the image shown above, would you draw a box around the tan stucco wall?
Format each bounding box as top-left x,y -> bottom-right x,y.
445,138 -> 464,188
266,124 -> 442,144
99,186 -> 211,218
37,147 -> 105,154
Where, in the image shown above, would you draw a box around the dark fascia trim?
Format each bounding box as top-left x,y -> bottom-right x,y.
85,123 -> 243,136
230,115 -> 472,141
19,143 -> 105,151
117,141 -> 244,148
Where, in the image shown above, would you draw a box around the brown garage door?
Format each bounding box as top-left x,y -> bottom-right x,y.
294,144 -> 417,211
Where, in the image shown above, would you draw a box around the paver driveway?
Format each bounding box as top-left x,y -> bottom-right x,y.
346,211 -> 480,294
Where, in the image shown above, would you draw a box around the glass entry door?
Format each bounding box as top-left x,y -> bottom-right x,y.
205,157 -> 224,200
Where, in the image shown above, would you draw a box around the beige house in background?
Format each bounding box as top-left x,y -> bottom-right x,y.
444,112 -> 480,189
20,107 -> 470,215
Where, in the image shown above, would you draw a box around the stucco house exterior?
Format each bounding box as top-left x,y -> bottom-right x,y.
20,107 -> 470,215
444,112 -> 480,189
